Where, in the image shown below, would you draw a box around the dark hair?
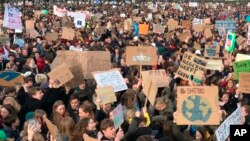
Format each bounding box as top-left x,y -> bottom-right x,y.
136,135 -> 153,141
69,94 -> 79,102
24,77 -> 33,83
1,104 -> 17,116
73,117 -> 91,138
3,114 -> 18,127
3,86 -> 16,95
100,118 -> 114,131
28,87 -> 41,96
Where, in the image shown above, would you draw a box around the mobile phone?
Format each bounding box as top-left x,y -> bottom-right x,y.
28,119 -> 37,127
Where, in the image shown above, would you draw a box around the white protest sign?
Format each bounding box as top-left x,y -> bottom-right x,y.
247,26 -> 250,45
92,69 -> 128,92
3,4 -> 23,30
236,54 -> 250,62
189,2 -> 198,7
215,107 -> 242,141
53,5 -> 67,17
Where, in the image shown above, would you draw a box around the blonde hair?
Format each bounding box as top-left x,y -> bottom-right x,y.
35,74 -> 47,84
3,97 -> 21,112
126,108 -> 136,121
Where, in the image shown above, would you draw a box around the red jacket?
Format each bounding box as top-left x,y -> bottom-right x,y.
35,57 -> 45,73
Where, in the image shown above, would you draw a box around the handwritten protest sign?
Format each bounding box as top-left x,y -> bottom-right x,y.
3,4 -> 23,30
143,78 -> 158,106
236,54 -> 250,62
206,60 -> 223,71
46,32 -> 58,41
167,19 -> 178,31
126,46 -> 157,66
65,64 -> 84,89
176,52 -> 207,83
153,24 -> 165,34
194,42 -> 201,50
215,106 -> 242,141
192,18 -> 203,25
26,29 -> 40,38
112,104 -> 124,130
141,69 -> 170,88
48,63 -> 73,88
61,27 -> 75,40
203,18 -> 211,24
139,23 -> 149,35
193,23 -> 205,32
204,29 -> 212,39
233,60 -> 250,80
204,45 -> 219,58
215,20 -> 236,36
178,31 -> 192,42
0,71 -> 24,86
51,51 -> 111,79
96,86 -> 117,105
239,73 -> 250,93
177,86 -> 219,125
92,69 -> 128,92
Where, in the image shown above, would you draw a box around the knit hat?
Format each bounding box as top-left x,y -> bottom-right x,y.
0,130 -> 7,140
25,112 -> 34,121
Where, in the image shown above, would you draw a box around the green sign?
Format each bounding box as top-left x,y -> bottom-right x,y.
41,10 -> 48,15
233,60 -> 250,80
225,32 -> 236,53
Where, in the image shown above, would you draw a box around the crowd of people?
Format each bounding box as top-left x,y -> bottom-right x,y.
0,1 -> 250,141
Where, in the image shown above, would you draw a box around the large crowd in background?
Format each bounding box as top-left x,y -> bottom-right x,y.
0,1 -> 250,141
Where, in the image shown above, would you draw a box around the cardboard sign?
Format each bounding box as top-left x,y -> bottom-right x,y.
204,45 -> 219,58
182,20 -> 191,29
178,31 -> 192,42
233,60 -> 250,80
25,20 -> 35,30
237,36 -> 247,46
142,78 -> 158,106
124,18 -> 132,31
177,86 -> 219,125
204,29 -> 212,39
236,54 -> 250,62
61,27 -> 75,40
48,63 -> 73,88
193,23 -> 205,32
126,46 -> 158,66
139,23 -> 149,35
0,71 -> 24,86
194,42 -> 201,50
206,60 -> 223,71
0,35 -> 9,45
51,51 -> 111,79
96,86 -> 117,105
112,104 -> 124,130
83,134 -> 98,141
164,31 -> 175,41
26,29 -> 40,38
204,24 -> 214,30
203,18 -> 211,24
239,73 -> 250,93
176,52 -> 207,83
215,107 -> 242,141
65,64 -> 84,89
96,26 -> 107,35
153,24 -> 165,34
46,32 -> 58,41
141,69 -> 170,88
92,69 -> 128,92
167,19 -> 178,31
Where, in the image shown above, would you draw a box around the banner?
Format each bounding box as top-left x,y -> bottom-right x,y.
204,45 -> 219,58
48,63 -> 73,88
112,104 -> 124,130
215,106 -> 242,141
126,46 -> 158,66
51,51 -> 111,79
233,60 -> 250,80
96,86 -> 117,105
206,60 -> 223,71
53,5 -> 67,17
225,32 -> 236,53
215,20 -> 237,36
176,52 -> 207,83
177,86 -> 219,125
0,71 -> 24,86
92,69 -> 128,92
141,69 -> 170,88
239,73 -> 250,93
153,24 -> 165,34
3,4 -> 23,30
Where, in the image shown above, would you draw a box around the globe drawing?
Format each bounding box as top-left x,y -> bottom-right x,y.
182,95 -> 212,122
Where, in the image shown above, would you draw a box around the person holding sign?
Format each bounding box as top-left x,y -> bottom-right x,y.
99,119 -> 124,141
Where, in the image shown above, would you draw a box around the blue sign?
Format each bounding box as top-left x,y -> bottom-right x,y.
246,15 -> 250,22
0,71 -> 20,81
215,20 -> 236,33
